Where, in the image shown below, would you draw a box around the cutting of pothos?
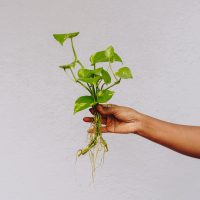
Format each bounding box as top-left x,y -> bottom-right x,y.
53,32 -> 133,176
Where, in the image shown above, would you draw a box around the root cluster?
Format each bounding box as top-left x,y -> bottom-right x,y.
77,111 -> 108,178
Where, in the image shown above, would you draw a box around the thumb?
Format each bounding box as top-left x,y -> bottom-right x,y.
96,104 -> 118,115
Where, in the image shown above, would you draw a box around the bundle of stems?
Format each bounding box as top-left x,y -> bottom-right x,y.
53,32 -> 133,177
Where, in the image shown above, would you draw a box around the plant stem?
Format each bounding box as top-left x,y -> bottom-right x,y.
70,38 -> 78,61
101,83 -> 105,90
105,78 -> 121,90
109,62 -> 118,81
70,39 -> 85,69
77,80 -> 92,94
91,64 -> 97,100
77,60 -> 85,68
69,68 -> 92,94
68,41 -> 92,94
69,68 -> 77,80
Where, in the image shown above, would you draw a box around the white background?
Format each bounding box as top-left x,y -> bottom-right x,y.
1,0 -> 200,199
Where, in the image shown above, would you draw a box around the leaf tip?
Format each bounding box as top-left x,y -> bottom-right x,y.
73,107 -> 78,115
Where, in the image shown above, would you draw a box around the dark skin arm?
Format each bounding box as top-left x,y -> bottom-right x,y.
83,104 -> 200,159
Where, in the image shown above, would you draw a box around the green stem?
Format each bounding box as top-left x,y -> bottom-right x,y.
92,85 -> 96,99
92,64 -> 97,100
70,38 -> 86,69
69,68 -> 92,94
77,60 -> 85,68
101,83 -> 105,90
105,78 -> 121,90
95,79 -> 101,92
77,80 -> 92,94
68,41 -> 92,94
69,68 -> 76,80
70,38 -> 78,61
109,62 -> 118,81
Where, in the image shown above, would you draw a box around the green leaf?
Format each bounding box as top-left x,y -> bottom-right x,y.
90,51 -> 107,65
101,69 -> 111,84
74,96 -> 95,113
97,90 -> 114,103
59,61 -> 76,71
113,53 -> 123,63
78,69 -> 93,78
93,67 -> 103,75
90,46 -> 123,65
77,68 -> 103,79
53,32 -> 79,45
105,46 -> 114,62
79,76 -> 101,84
115,67 -> 133,79
66,32 -> 80,38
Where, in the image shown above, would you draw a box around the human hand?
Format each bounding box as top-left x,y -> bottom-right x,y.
83,104 -> 143,134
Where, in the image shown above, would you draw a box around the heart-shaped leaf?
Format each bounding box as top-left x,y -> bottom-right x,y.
74,96 -> 95,114
93,67 -> 103,75
66,32 -> 80,38
97,90 -> 114,103
53,32 -> 79,46
59,61 -> 76,71
78,68 -> 103,78
79,76 -> 101,85
78,69 -> 93,78
113,53 -> 123,63
101,69 -> 111,84
90,51 -> 107,65
90,46 -> 123,65
105,46 -> 114,62
115,67 -> 133,79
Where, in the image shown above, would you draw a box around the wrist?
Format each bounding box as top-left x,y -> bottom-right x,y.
133,112 -> 150,135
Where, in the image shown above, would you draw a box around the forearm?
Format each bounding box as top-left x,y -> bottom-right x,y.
136,114 -> 200,158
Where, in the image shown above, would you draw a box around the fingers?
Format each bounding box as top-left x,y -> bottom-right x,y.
101,126 -> 109,133
83,117 -> 93,123
89,108 -> 95,115
89,107 -> 106,118
96,104 -> 119,115
87,126 -> 109,133
83,117 -> 107,124
89,104 -> 119,116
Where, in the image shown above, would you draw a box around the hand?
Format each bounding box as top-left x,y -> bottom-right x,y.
83,104 -> 143,134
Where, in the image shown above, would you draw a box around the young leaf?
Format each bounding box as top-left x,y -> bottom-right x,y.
59,61 -> 76,71
79,76 -> 101,85
74,96 -> 95,113
101,69 -> 111,84
113,53 -> 123,63
97,90 -> 114,103
115,67 -> 133,79
66,32 -> 80,38
78,68 -> 103,78
93,67 -> 103,75
53,32 -> 79,46
105,46 -> 114,62
90,46 -> 123,65
90,51 -> 107,65
78,69 -> 93,78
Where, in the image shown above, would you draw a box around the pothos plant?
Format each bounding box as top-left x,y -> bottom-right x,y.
53,32 -> 133,174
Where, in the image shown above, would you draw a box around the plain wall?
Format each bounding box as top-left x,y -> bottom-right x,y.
1,0 -> 200,199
